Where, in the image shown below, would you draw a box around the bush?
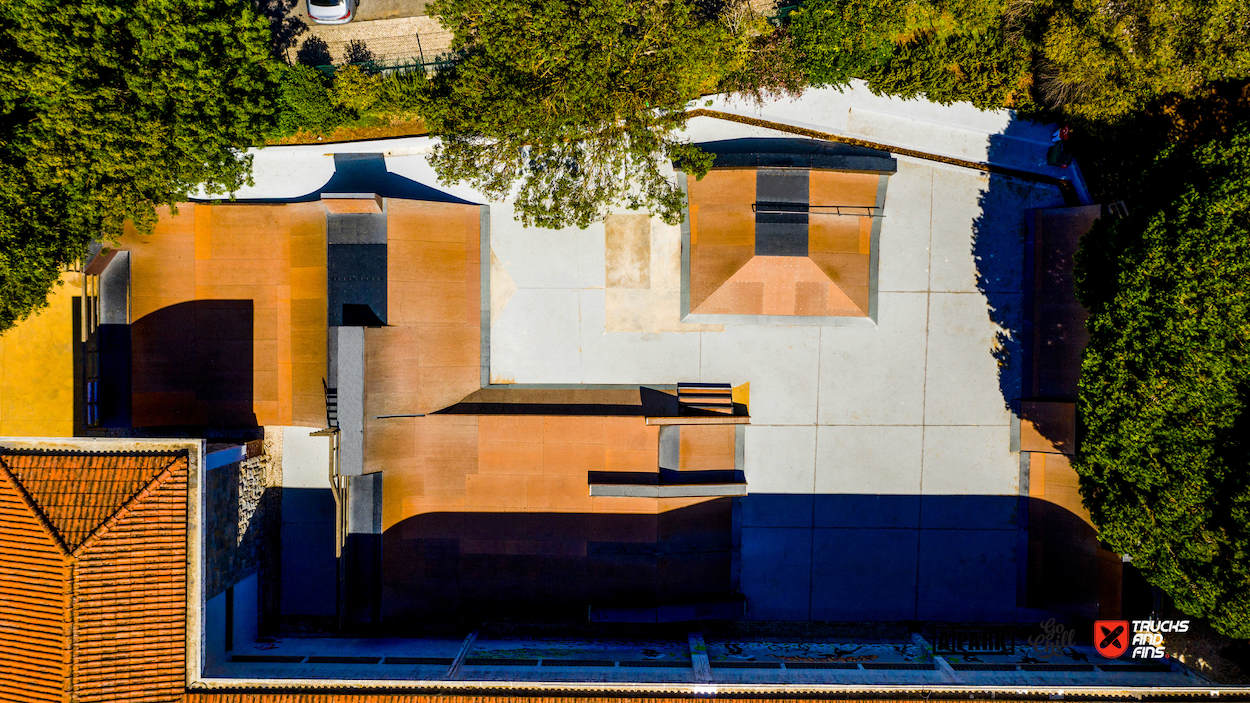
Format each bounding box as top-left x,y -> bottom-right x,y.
864,28 -> 1032,109
373,70 -> 427,114
332,64 -> 380,113
276,64 -> 350,136
1074,119 -> 1250,638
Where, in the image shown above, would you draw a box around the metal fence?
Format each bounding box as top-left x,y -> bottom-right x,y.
313,55 -> 459,77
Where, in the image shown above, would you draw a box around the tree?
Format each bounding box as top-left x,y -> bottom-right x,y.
1036,0 -> 1250,121
416,0 -> 728,229
0,0 -> 277,331
788,0 -> 1033,109
1074,120 -> 1250,638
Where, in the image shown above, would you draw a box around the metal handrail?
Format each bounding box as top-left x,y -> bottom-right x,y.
752,202 -> 884,217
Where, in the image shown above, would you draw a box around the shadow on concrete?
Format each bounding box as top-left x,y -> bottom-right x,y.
381,498 -> 734,623
281,487 -> 339,623
973,113 -> 1079,418
366,493 -> 1117,630
226,154 -> 478,205
130,300 -> 258,427
695,137 -> 896,172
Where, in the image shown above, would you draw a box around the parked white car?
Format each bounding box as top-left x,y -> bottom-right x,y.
307,0 -> 355,24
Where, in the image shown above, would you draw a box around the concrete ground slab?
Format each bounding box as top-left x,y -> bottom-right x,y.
488,288 -> 580,384
916,527 -> 1019,622
922,425 -> 1020,495
810,528 -> 920,621
817,291 -> 928,425
743,425 -> 817,494
699,325 -> 821,425
928,167 -> 993,293
876,159 -> 934,293
579,290 -> 702,384
923,292 -> 1020,426
740,527 -> 812,620
814,425 -> 923,495
489,206 -> 586,290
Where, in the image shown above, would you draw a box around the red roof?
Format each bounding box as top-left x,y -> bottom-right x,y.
0,449 -> 188,703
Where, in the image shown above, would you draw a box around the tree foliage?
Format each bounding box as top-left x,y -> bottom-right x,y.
1037,0 -> 1250,121
0,0 -> 277,331
787,0 -> 1249,119
416,0 -> 729,229
1074,120 -> 1250,638
788,0 -> 1031,109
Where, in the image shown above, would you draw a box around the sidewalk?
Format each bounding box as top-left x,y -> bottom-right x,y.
288,15 -> 453,66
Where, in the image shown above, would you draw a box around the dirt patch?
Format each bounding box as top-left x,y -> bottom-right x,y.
268,117 -> 428,145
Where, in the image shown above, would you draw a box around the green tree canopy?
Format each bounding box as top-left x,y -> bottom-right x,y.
1074,120 -> 1250,638
1037,0 -> 1250,121
787,0 -> 1249,120
788,0 -> 1032,109
416,0 -> 731,229
0,0 -> 277,331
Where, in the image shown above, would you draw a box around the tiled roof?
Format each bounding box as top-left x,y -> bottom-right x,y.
0,451 -> 182,551
0,466 -> 70,703
0,449 -> 188,703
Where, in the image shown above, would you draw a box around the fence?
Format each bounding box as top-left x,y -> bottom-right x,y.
312,51 -> 463,78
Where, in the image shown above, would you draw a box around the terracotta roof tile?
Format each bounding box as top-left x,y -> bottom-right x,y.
0,451 -> 180,551
0,450 -> 187,703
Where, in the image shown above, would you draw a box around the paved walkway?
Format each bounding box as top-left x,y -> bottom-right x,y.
288,15 -> 453,66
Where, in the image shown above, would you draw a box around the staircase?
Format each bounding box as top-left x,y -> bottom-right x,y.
677,383 -> 734,415
323,379 -> 339,429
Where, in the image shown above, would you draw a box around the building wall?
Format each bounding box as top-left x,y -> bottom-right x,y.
0,274 -> 79,437
204,455 -> 270,601
0,470 -> 70,703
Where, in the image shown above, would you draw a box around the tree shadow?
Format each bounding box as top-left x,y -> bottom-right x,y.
251,0 -> 309,59
296,36 -> 333,67
343,39 -> 373,64
973,112 -> 1079,426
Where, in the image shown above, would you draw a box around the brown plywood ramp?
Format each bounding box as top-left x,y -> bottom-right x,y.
1030,205 -> 1101,400
364,201 -> 481,423
120,203 -> 327,428
1023,205 -> 1120,620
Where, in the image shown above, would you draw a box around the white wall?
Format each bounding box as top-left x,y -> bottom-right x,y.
282,426 -> 332,488
232,572 -> 259,651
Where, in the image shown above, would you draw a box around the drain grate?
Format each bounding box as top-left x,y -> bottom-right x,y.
384,657 -> 454,665
464,658 -> 539,666
711,661 -> 782,669
230,654 -> 306,663
305,656 -> 382,664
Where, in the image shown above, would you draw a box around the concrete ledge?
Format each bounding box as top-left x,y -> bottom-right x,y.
646,416 -> 750,426
322,194 -> 383,214
589,483 -> 747,498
